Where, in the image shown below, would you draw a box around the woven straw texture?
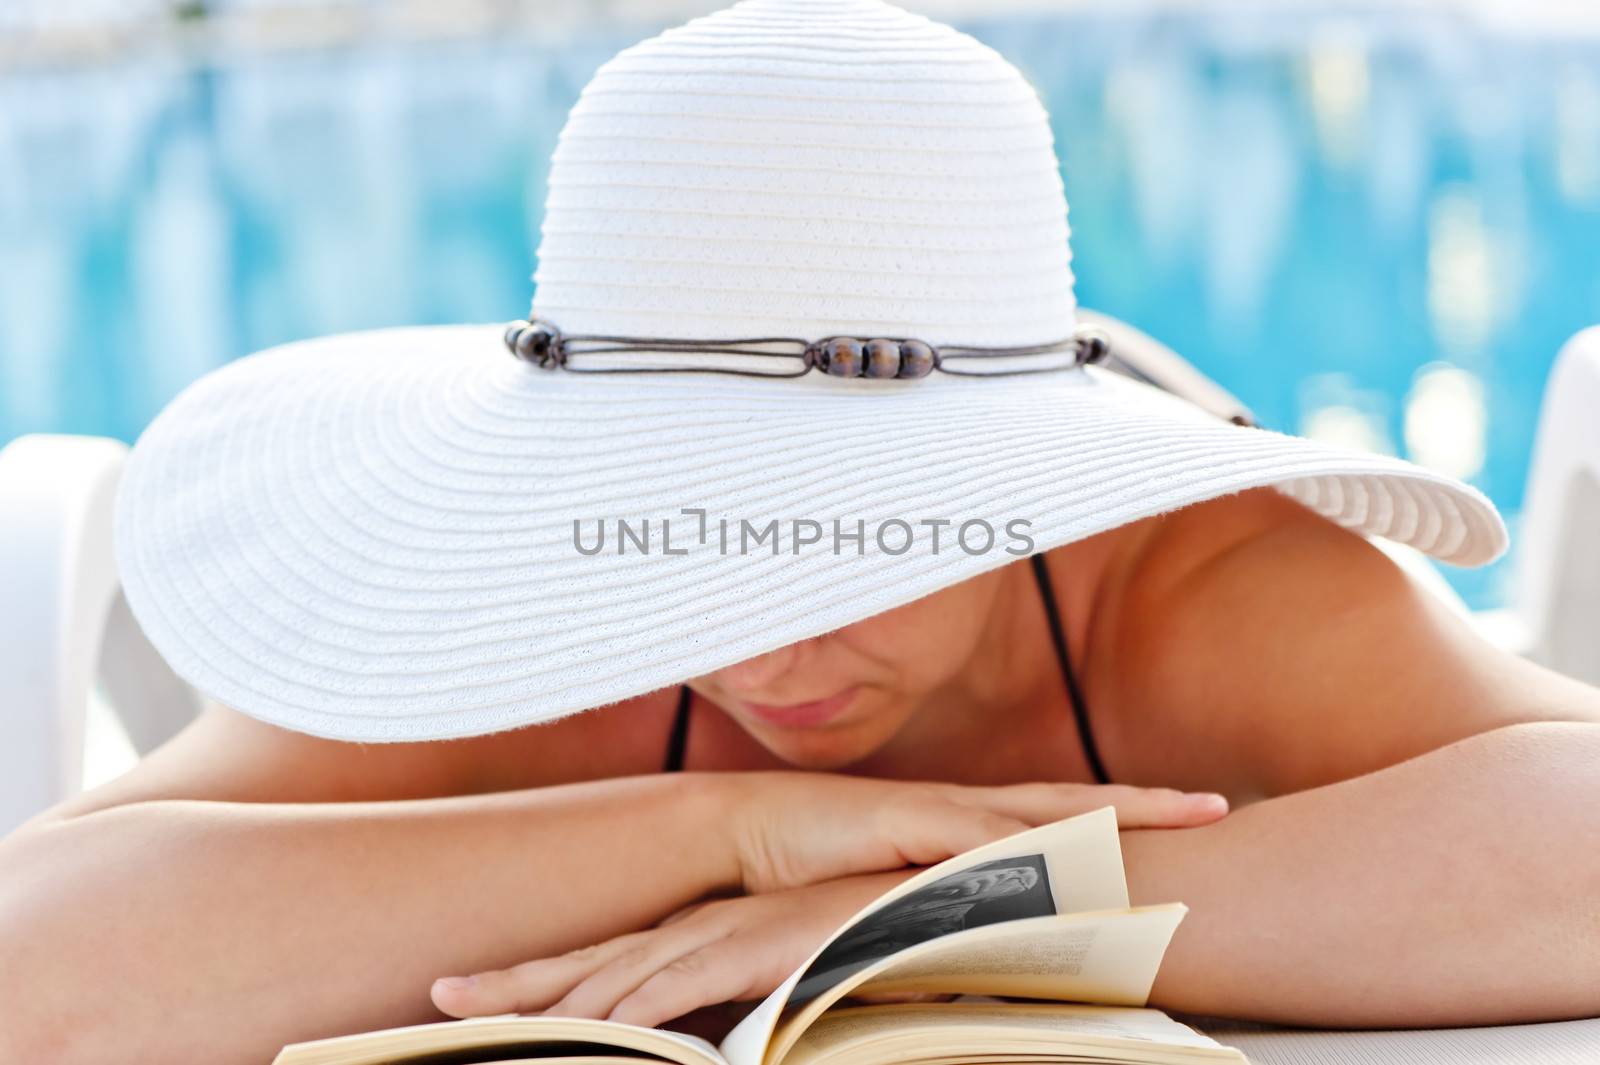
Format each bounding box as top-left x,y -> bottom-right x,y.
533,0 -> 1077,346
113,0 -> 1507,741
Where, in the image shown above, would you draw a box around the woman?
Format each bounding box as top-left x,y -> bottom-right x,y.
5,1 -> 1600,1062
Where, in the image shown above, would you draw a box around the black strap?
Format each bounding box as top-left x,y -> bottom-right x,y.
1031,552 -> 1112,785
663,684 -> 693,773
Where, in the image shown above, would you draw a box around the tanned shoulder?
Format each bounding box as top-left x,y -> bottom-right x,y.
1097,487 -> 1600,800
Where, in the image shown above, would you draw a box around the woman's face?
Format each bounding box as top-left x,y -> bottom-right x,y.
689,564 -> 1015,769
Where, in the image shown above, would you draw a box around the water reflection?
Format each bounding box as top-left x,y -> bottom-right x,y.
2,8 -> 1599,608
1405,362 -> 1488,481
1427,184 -> 1498,355
1299,372 -> 1396,458
1555,68 -> 1600,206
1306,24 -> 1370,169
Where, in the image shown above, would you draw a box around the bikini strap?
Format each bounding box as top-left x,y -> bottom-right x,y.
1030,552 -> 1112,785
663,684 -> 693,773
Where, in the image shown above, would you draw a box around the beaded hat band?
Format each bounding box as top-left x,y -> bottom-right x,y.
502,316 -> 1112,380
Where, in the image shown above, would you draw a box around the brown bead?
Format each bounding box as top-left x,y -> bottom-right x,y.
863,338 -> 900,378
823,337 -> 864,377
898,339 -> 935,378
514,325 -> 553,365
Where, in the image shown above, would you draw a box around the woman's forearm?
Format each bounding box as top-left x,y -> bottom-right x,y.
1127,720 -> 1600,1027
0,774 -> 736,1065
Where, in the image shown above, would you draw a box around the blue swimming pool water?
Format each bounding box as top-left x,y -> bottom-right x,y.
2,8 -> 1598,609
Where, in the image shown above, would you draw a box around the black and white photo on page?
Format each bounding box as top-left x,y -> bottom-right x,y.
788,855 -> 1055,1007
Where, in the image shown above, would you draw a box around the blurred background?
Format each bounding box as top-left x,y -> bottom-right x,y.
3,0 -> 1599,618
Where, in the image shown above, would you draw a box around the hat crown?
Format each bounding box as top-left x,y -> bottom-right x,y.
531,0 -> 1077,348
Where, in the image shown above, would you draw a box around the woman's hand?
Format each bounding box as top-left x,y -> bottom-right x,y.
718,773 -> 1229,893
432,872 -> 911,1028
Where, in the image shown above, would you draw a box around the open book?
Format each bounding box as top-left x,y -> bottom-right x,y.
274,806 -> 1246,1065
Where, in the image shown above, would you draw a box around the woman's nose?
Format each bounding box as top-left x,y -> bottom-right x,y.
713,642 -> 802,694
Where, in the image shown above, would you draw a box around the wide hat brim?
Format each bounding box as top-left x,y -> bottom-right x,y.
115,323 -> 1507,742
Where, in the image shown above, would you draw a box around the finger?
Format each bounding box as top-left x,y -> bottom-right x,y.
943,781 -> 1228,830
1099,784 -> 1228,828
606,939 -> 763,1030
432,932 -> 652,1018
545,916 -> 731,1020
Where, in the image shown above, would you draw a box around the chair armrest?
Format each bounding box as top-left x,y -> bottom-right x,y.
0,435 -> 129,833
1516,326 -> 1600,684
1077,308 -> 1257,427
0,434 -> 205,833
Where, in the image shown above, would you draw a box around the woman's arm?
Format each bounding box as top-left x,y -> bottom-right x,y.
1128,720 -> 1600,1026
0,704 -> 1206,1065
0,773 -> 739,1065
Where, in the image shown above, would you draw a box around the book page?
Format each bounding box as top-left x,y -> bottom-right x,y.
763,905 -> 1187,1065
719,807 -> 1128,1065
784,1002 -> 1244,1065
852,905 -> 1186,1002
273,1015 -> 727,1065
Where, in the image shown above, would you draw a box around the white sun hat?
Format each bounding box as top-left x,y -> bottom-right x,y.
114,0 -> 1507,742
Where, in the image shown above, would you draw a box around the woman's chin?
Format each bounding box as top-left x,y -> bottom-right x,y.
768,740 -> 874,771
750,718 -> 898,771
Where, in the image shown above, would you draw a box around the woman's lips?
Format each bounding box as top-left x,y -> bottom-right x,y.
742,687 -> 859,729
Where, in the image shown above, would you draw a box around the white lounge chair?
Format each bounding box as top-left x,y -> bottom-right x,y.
2,325 -> 1600,1060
